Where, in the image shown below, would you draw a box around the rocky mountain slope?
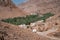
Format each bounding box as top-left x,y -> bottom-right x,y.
0,21 -> 55,40
19,0 -> 60,14
0,0 -> 27,20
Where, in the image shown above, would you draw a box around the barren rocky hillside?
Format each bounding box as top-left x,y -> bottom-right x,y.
0,21 -> 55,40
0,0 -> 28,20
19,0 -> 60,14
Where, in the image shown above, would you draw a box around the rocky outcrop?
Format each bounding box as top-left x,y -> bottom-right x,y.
0,0 -> 16,8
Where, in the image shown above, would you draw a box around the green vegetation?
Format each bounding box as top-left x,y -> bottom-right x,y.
1,13 -> 54,25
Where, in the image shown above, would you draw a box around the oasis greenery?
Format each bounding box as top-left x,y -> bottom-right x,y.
1,13 -> 54,25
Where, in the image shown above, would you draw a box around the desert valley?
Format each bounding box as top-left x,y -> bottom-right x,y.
0,0 -> 60,40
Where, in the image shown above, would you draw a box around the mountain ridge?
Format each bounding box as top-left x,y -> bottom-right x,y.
19,0 -> 60,14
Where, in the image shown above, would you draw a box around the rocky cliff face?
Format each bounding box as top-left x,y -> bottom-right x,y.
19,0 -> 60,14
0,0 -> 16,8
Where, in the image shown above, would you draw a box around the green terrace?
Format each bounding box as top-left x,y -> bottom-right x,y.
1,13 -> 54,25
